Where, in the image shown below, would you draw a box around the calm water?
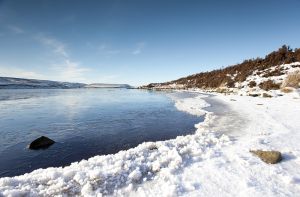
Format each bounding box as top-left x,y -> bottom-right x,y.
0,89 -> 201,177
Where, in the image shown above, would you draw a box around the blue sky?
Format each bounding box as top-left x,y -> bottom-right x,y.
0,0 -> 300,85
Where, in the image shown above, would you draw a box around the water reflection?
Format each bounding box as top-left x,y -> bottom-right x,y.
0,89 -> 201,177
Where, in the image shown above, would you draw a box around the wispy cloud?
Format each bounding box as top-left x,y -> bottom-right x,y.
7,25 -> 25,34
37,35 -> 69,58
36,34 -> 90,82
98,74 -> 119,82
106,49 -> 120,55
52,60 -> 90,82
0,28 -> 91,82
132,42 -> 146,55
97,44 -> 120,56
0,66 -> 44,79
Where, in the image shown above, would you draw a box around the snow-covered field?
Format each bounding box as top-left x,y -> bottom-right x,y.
0,90 -> 300,196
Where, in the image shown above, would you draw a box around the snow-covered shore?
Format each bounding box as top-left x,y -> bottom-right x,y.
1,91 -> 300,196
198,92 -> 300,196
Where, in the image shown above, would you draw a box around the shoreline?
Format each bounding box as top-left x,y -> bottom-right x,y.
1,90 -> 300,196
0,89 -> 200,178
0,91 -> 231,196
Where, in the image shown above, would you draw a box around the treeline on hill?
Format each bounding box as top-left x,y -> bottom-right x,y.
147,45 -> 300,89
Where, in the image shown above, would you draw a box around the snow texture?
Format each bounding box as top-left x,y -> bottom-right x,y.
1,84 -> 300,196
173,95 -> 210,116
150,62 -> 300,95
237,62 -> 300,96
0,94 -> 232,196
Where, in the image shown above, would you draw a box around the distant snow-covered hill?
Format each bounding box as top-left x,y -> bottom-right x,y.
0,77 -> 133,89
0,77 -> 86,89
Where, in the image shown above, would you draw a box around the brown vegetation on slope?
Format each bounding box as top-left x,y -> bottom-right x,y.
259,80 -> 281,91
281,71 -> 300,88
146,45 -> 300,90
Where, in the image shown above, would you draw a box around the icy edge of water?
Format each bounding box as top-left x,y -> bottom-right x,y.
173,94 -> 210,116
0,93 -> 231,197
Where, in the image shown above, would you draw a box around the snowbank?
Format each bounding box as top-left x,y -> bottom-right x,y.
237,62 -> 300,96
1,90 -> 300,196
0,94 -> 231,196
173,95 -> 210,116
132,92 -> 300,197
166,92 -> 211,116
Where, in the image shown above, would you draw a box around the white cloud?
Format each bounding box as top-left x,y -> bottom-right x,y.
106,50 -> 120,55
98,74 -> 119,82
132,42 -> 146,55
97,44 -> 120,56
1,32 -> 122,83
52,60 -> 90,82
7,25 -> 24,34
35,34 -> 92,82
37,35 -> 69,58
0,61 -> 90,83
0,66 -> 44,79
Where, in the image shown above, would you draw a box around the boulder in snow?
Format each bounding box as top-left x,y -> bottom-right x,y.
250,150 -> 282,164
262,93 -> 272,98
248,93 -> 261,97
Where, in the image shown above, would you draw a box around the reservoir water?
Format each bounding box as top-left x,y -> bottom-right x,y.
0,89 -> 201,177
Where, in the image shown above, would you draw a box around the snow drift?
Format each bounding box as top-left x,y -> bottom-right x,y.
0,95 -> 231,196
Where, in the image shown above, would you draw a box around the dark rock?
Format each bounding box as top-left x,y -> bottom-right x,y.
249,93 -> 261,97
29,136 -> 55,150
250,150 -> 282,164
262,93 -> 272,98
